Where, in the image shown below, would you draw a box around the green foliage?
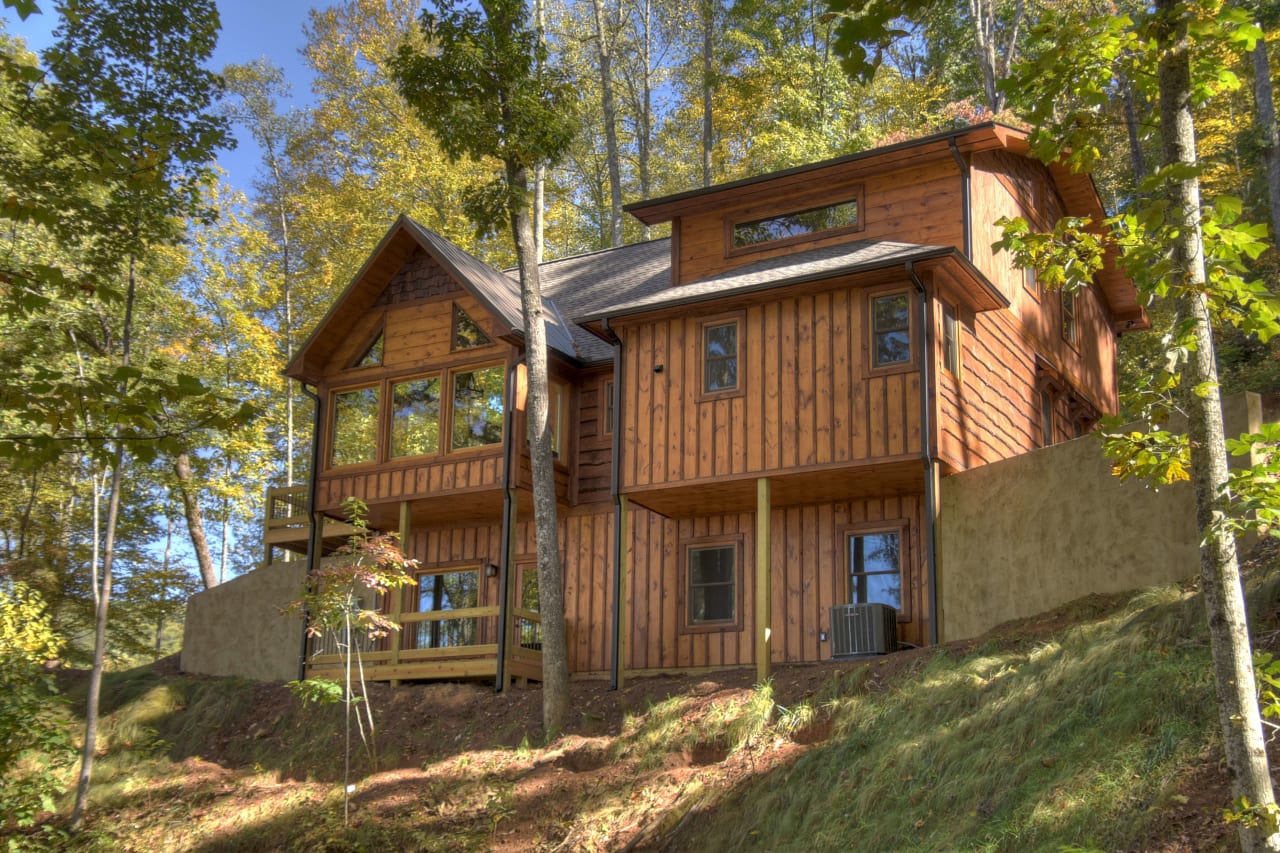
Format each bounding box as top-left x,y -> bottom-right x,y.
391,0 -> 579,236
0,582 -> 75,828
288,677 -> 347,706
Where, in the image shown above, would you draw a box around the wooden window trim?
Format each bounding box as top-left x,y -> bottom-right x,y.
678,535 -> 744,634
602,378 -> 615,437
346,321 -> 386,371
388,372 -> 444,461
842,520 -> 911,623
1022,266 -> 1041,302
864,286 -> 918,378
1061,289 -> 1079,350
723,186 -> 865,259
450,302 -> 494,352
326,382 -> 382,471
941,300 -> 961,378
446,361 -> 508,454
698,312 -> 746,401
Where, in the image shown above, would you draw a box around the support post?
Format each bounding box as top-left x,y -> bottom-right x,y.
756,478 -> 771,684
390,500 -> 410,685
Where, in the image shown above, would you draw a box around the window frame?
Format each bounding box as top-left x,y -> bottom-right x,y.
405,564 -> 482,651
865,287 -> 917,376
1040,387 -> 1056,447
348,324 -> 386,370
1061,289 -> 1078,347
724,187 -> 865,258
941,300 -> 961,377
448,362 -> 508,453
698,313 -> 745,400
679,535 -> 744,634
1023,265 -> 1041,301
602,378 -> 615,437
843,521 -> 911,622
388,372 -> 444,460
451,302 -> 494,352
327,383 -> 382,469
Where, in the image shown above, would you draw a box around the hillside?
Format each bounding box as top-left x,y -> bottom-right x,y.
9,541 -> 1280,852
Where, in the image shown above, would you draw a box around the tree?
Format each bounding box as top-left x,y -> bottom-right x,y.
392,0 -> 579,737
987,3 -> 1279,848
28,0 -> 233,829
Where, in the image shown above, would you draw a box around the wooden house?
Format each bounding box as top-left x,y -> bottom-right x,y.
276,123 -> 1146,686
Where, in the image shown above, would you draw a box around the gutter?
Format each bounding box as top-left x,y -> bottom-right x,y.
495,356 -> 525,692
298,383 -> 324,682
607,320 -> 624,690
949,138 -> 972,260
905,262 -> 941,647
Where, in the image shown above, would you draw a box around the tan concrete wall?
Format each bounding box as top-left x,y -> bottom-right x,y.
937,391 -> 1265,642
936,434 -> 1199,642
180,560 -> 307,682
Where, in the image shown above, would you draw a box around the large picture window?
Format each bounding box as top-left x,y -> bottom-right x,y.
702,320 -> 739,394
330,386 -> 379,467
871,292 -> 912,369
683,540 -> 740,630
410,568 -> 479,649
847,529 -> 903,611
390,376 -> 441,458
451,365 -> 506,450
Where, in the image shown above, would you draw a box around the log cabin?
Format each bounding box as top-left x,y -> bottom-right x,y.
275,122 -> 1147,687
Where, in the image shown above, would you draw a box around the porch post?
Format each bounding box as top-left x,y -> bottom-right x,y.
390,500 -> 410,686
756,477 -> 771,684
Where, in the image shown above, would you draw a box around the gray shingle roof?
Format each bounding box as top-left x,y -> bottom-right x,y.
577,240 -> 952,321
536,239 -> 672,363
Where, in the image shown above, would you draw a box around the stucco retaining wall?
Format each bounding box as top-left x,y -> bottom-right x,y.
937,392 -> 1263,642
180,560 -> 307,682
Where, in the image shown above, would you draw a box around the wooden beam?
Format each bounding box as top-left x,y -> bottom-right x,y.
756,478 -> 771,684
391,500 -> 410,686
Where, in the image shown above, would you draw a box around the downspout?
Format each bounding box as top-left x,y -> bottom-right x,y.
495,356 -> 525,692
299,382 -> 324,682
607,320 -> 624,690
906,262 -> 940,647
949,138 -> 972,260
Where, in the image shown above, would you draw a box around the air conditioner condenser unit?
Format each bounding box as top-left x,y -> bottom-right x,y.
829,603 -> 897,658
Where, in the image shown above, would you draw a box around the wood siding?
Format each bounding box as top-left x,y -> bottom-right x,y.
673,158 -> 964,285
622,495 -> 928,671
967,150 -> 1118,413
618,284 -> 923,493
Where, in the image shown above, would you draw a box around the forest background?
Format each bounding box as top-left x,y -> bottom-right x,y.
0,0 -> 1277,672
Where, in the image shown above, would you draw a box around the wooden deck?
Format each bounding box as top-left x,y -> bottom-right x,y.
263,485 -> 359,561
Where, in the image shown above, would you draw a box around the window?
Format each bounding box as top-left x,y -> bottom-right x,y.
703,320 -> 739,394
1041,388 -> 1055,447
848,529 -> 903,611
871,292 -> 912,368
941,302 -> 960,376
410,568 -> 479,649
550,381 -> 567,456
1023,266 -> 1040,299
451,365 -> 505,450
1062,289 -> 1077,345
684,541 -> 739,628
453,305 -> 492,350
330,386 -> 379,467
390,376 -> 441,458
730,193 -> 862,251
603,380 -> 614,435
353,331 -> 383,368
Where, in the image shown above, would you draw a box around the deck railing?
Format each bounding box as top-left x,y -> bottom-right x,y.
265,485 -> 309,533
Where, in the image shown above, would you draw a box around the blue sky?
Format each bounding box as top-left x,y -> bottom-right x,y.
1,0 -> 321,193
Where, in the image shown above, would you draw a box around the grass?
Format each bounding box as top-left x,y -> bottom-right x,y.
9,556 -> 1277,852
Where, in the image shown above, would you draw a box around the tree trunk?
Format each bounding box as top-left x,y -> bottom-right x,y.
174,450 -> 219,590
505,160 -> 570,738
1156,2 -> 1280,849
700,0 -> 714,187
534,0 -> 547,262
1122,73 -> 1147,193
1252,36 -> 1280,244
592,0 -> 624,247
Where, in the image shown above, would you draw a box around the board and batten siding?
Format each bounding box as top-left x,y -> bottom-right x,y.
618,284 -> 924,492
672,158 -> 965,286
622,495 -> 928,671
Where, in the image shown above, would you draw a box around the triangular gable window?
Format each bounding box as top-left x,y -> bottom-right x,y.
353,331 -> 384,368
453,305 -> 492,350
